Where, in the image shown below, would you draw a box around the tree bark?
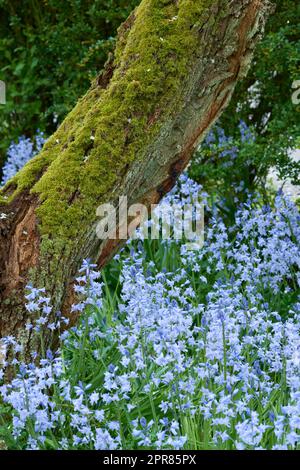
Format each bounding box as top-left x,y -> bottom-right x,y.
0,0 -> 272,355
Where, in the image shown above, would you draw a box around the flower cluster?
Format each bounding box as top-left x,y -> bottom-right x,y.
0,175 -> 300,450
1,131 -> 46,186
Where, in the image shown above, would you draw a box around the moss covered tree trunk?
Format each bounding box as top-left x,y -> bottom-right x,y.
0,0 -> 272,355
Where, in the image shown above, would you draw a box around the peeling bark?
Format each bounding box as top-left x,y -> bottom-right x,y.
0,0 -> 273,356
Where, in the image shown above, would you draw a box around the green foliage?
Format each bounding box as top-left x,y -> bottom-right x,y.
0,0 -> 139,168
189,0 -> 300,214
221,0 -> 299,172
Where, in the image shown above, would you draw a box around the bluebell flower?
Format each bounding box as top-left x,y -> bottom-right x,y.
1,131 -> 46,185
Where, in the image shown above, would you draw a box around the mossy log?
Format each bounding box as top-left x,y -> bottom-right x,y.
0,0 -> 272,355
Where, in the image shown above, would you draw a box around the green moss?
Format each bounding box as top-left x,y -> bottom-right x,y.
0,0 -> 212,240
0,194 -> 8,205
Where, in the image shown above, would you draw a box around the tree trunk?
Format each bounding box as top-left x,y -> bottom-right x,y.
0,0 -> 272,355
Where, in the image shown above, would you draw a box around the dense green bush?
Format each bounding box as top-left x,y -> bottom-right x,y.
223,0 -> 299,144
0,0 -> 138,167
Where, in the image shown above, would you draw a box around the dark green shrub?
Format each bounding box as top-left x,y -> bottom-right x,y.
0,0 -> 139,167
